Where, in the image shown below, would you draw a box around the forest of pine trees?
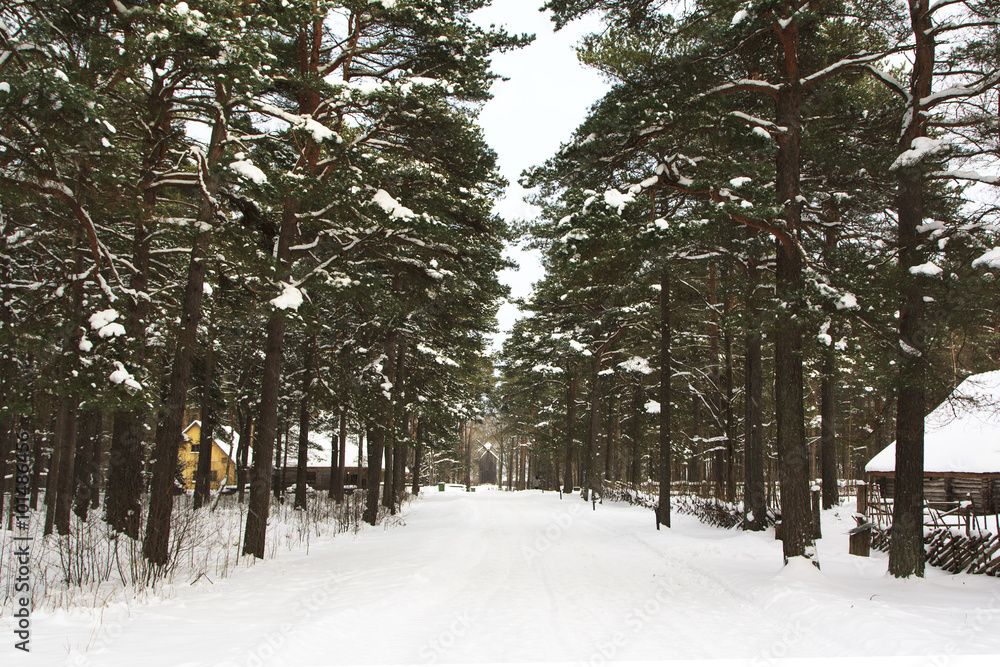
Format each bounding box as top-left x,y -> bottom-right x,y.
1,0 -> 999,593
497,0 -> 1000,577
0,0 -> 525,568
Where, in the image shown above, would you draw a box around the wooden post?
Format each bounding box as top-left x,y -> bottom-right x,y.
850,481 -> 871,557
849,522 -> 872,557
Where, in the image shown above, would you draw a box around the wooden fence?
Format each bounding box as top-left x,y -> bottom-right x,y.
870,525 -> 1000,577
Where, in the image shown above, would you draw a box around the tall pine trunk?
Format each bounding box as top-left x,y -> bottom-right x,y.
364,331 -> 397,525
294,338 -> 315,510
412,417 -> 424,496
708,264 -> 725,499
54,241 -> 84,536
193,321 -> 218,510
820,344 -> 839,509
583,327 -> 603,500
73,410 -> 101,521
335,406 -> 347,501
562,376 -> 577,493
889,1 -> 934,579
106,59 -> 173,540
629,384 -> 642,487
773,19 -> 815,565
144,226 -> 210,563
145,81 -> 227,561
657,266 -> 672,528
743,259 -> 767,530
242,197 -> 297,558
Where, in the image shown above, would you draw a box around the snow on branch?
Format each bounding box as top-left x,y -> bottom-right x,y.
270,282 -> 304,311
703,79 -> 779,98
728,111 -> 787,134
371,189 -> 416,219
416,343 -> 459,368
801,51 -> 894,88
863,66 -> 911,102
972,248 -> 1000,270
890,137 -> 952,172
255,103 -> 343,144
930,170 -> 999,185
921,73 -> 1000,107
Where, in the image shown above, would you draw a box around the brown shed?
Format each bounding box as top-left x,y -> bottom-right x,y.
866,370 -> 1000,514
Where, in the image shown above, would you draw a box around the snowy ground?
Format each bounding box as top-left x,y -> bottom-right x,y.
6,487 -> 1000,666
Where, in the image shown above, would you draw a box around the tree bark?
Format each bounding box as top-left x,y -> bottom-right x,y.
743,259 -> 767,530
105,410 -> 144,538
43,411 -> 61,536
888,0 -> 934,580
362,425 -> 384,525
724,310 -> 736,502
242,194 -> 297,558
629,384 -> 642,487
657,266 -> 672,528
293,394 -> 311,510
382,418 -> 395,509
465,418 -> 473,492
335,406 -> 347,501
237,405 -> 251,504
144,223 -> 211,564
563,375 -> 578,493
107,52 -> 174,540
583,329 -> 603,500
708,264 -> 725,499
385,337 -> 407,512
54,242 -> 84,536
294,338 -> 315,510
328,407 -> 340,500
820,343 -> 839,509
690,395 -> 702,483
773,17 -> 815,565
411,416 -> 424,496
364,330 -> 397,525
73,410 -> 101,521
193,324 -> 218,510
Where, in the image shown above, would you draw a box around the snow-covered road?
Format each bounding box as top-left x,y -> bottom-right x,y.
17,487 -> 1000,666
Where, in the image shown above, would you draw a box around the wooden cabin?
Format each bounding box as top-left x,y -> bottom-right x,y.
478,444 -> 498,485
866,370 -> 1000,514
272,465 -> 377,491
178,421 -> 239,491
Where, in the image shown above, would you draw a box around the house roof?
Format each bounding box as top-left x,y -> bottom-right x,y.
866,370 -> 1000,475
182,420 -> 240,453
478,443 -> 498,461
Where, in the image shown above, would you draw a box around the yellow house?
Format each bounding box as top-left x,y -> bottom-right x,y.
178,420 -> 238,490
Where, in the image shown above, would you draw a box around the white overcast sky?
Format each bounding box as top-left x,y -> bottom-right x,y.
470,1 -> 609,352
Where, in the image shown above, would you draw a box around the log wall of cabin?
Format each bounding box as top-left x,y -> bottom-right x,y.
871,474 -> 1000,514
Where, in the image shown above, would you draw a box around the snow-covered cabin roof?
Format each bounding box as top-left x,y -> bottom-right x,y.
182,420 -> 240,452
866,370 -> 1000,475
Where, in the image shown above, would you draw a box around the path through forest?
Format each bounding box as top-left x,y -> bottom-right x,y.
25,488 -> 1000,666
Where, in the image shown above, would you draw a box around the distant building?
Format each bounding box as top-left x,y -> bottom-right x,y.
178,421 -> 238,491
866,370 -> 1000,514
478,443 -> 498,485
272,465 -> 377,491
